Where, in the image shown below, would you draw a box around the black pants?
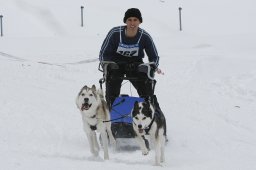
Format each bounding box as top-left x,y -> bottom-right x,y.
105,63 -> 154,108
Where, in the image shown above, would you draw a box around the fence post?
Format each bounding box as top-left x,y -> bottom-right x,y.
81,6 -> 84,27
178,7 -> 182,31
0,15 -> 3,36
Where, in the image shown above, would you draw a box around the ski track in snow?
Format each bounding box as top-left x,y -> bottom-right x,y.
0,51 -> 27,62
0,51 -> 98,67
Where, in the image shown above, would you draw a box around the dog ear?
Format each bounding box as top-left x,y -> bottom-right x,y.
134,101 -> 139,109
97,88 -> 104,98
132,101 -> 139,117
92,85 -> 96,91
144,100 -> 150,108
82,85 -> 88,91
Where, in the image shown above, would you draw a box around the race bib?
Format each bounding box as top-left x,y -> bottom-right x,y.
116,43 -> 139,57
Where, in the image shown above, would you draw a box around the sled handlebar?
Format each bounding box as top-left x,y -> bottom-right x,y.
98,61 -> 156,80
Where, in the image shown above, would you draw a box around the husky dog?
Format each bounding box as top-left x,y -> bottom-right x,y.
132,99 -> 167,166
76,85 -> 115,160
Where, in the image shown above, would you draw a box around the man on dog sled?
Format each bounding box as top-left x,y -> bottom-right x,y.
99,8 -> 164,109
98,8 -> 167,165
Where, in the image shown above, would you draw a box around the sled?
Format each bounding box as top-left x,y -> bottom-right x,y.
98,61 -> 156,149
110,95 -> 144,138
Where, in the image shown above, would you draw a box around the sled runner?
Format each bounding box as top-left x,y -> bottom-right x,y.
98,61 -> 156,149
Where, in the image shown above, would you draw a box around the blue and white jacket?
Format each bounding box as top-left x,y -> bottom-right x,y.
99,26 -> 159,68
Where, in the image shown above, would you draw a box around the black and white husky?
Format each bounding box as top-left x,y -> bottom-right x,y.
76,85 -> 115,160
132,98 -> 167,166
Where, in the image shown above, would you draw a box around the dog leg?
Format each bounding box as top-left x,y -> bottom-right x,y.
154,136 -> 161,166
106,123 -> 116,146
154,129 -> 165,166
86,131 -> 99,157
159,129 -> 165,163
100,130 -> 109,160
136,135 -> 149,155
160,138 -> 165,162
92,131 -> 100,155
161,139 -> 165,163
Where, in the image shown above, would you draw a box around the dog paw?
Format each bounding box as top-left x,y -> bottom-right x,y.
154,163 -> 163,167
142,149 -> 149,155
104,155 -> 109,160
154,158 -> 164,166
91,150 -> 99,157
109,138 -> 116,146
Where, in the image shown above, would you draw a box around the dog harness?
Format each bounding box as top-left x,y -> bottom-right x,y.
90,125 -> 97,130
89,114 -> 97,130
144,115 -> 155,135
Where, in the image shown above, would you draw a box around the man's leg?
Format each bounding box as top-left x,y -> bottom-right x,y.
105,69 -> 123,109
130,72 -> 154,99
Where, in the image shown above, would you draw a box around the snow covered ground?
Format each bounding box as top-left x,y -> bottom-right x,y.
1,0 -> 256,169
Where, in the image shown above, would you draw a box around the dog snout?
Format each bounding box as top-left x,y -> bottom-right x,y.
84,98 -> 89,103
138,124 -> 142,129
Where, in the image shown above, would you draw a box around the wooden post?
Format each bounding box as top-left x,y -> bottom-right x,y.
81,6 -> 84,27
0,15 -> 3,36
179,7 -> 182,31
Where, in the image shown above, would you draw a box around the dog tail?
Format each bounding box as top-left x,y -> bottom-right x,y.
97,89 -> 104,99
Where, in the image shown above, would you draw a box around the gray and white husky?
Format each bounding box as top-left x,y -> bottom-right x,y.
132,100 -> 167,166
76,85 -> 115,160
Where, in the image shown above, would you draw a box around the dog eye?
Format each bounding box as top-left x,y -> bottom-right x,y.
135,117 -> 139,120
89,94 -> 93,96
142,117 -> 146,120
81,93 -> 85,96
